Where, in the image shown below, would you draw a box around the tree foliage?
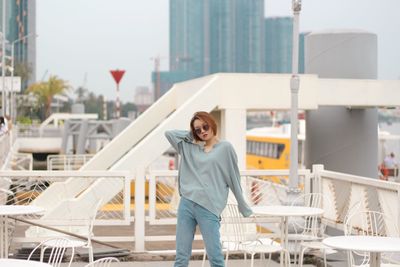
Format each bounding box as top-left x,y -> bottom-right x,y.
27,75 -> 70,118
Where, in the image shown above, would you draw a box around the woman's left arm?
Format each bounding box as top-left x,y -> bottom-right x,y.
225,144 -> 253,217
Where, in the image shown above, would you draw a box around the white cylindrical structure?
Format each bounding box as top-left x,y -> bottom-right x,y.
305,30 -> 377,79
305,30 -> 378,178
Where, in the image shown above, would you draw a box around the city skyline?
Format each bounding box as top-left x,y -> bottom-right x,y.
37,0 -> 400,103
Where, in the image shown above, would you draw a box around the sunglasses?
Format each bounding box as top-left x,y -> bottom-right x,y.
194,124 -> 210,135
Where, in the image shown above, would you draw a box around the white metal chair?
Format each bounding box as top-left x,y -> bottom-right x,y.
43,199 -> 103,263
345,210 -> 400,267
84,257 -> 120,267
222,203 -> 290,267
201,193 -> 280,267
289,193 -> 333,267
28,237 -> 75,267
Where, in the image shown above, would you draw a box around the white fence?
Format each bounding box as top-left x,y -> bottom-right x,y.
0,171 -> 132,245
313,164 -> 400,236
1,166 -> 400,252
0,133 -> 11,168
47,154 -> 94,170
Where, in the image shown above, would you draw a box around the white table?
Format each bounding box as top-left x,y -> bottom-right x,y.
0,258 -> 52,266
252,205 -> 324,266
323,235 -> 400,267
0,205 -> 44,258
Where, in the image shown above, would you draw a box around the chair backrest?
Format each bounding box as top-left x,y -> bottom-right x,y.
343,201 -> 362,234
290,193 -> 326,236
28,237 -> 75,267
291,193 -> 324,208
84,257 -> 120,267
345,210 -> 398,237
344,210 -> 399,266
221,204 -> 257,246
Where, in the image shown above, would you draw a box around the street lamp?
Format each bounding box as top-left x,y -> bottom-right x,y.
288,0 -> 302,198
10,33 -> 38,121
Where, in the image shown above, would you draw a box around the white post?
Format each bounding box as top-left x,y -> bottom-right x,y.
288,0 -> 302,196
1,0 -> 6,116
10,43 -> 14,120
134,167 -> 145,251
220,109 -> 246,169
312,164 -> 325,194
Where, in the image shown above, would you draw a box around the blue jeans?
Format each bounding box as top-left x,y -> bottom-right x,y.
174,197 -> 224,267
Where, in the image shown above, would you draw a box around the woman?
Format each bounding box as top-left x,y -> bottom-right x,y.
165,111 -> 252,267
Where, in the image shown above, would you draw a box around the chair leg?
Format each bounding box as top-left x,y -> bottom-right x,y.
202,251 -> 207,267
323,249 -> 327,267
225,249 -> 229,267
299,246 -> 308,267
282,249 -> 291,267
266,253 -> 272,267
250,253 -> 255,267
40,249 -> 45,262
286,250 -> 292,267
293,241 -> 298,265
88,245 -> 94,263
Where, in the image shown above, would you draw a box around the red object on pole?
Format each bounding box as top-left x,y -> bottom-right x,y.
110,70 -> 125,84
110,69 -> 125,118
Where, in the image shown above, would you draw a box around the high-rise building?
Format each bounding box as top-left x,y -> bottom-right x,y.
265,17 -> 292,73
155,2 -> 305,99
0,0 -> 36,89
169,0 -> 207,77
264,17 -> 306,74
165,0 -> 265,90
208,0 -> 264,73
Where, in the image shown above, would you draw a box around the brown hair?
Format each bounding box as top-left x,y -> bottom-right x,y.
190,111 -> 217,141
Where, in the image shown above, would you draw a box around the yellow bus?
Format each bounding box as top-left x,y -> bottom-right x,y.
246,126 -> 305,184
246,133 -> 290,170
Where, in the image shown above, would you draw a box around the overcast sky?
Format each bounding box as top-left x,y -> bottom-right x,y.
36,0 -> 400,103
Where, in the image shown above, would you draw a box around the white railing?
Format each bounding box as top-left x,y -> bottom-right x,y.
0,132 -> 11,169
146,169 -> 312,243
17,124 -> 62,137
0,171 -> 132,244
312,164 -> 400,237
2,166 -> 400,252
47,154 -> 94,170
10,153 -> 33,170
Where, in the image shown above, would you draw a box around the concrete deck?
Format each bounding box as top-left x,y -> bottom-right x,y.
66,259 -> 316,267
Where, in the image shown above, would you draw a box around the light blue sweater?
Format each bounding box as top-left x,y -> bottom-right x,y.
165,130 -> 253,217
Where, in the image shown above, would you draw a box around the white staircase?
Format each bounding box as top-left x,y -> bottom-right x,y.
27,75 -> 219,236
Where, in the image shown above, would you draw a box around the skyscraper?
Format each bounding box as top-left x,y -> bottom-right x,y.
170,0 -> 207,77
169,0 -> 265,77
0,0 -> 36,88
264,17 -> 306,74
265,17 -> 293,73
209,0 -> 264,73
155,1 -> 304,99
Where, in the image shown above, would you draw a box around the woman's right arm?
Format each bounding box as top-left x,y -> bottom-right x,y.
165,130 -> 193,153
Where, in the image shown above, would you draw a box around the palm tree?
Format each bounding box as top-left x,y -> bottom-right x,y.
27,75 -> 70,118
